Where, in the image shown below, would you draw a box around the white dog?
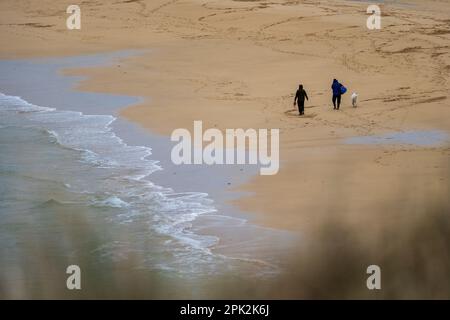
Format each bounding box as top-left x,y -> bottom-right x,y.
351,92 -> 358,107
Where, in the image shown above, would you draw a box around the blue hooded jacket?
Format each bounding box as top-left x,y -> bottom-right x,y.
332,79 -> 342,96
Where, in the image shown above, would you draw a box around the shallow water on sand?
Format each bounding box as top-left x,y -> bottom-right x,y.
345,130 -> 449,146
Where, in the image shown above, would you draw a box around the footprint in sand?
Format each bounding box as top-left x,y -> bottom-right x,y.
284,109 -> 317,118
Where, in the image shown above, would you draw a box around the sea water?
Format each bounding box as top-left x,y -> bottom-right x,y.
0,92 -> 285,297
0,92 -> 223,267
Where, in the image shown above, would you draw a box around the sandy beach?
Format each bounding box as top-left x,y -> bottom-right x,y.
1,0 -> 449,299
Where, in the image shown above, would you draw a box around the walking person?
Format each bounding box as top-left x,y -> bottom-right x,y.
293,84 -> 309,116
331,79 -> 342,110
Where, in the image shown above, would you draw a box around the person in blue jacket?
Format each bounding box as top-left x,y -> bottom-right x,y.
331,79 -> 342,110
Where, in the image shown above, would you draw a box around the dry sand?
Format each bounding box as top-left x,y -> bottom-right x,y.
1,0 -> 450,298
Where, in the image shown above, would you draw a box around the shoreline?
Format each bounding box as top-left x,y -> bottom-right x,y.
0,52 -> 297,298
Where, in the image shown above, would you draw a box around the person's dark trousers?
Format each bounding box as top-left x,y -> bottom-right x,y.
298,101 -> 305,115
332,94 -> 341,109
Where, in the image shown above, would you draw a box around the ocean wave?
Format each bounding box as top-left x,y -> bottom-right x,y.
91,196 -> 130,208
0,93 -> 55,113
33,199 -> 66,209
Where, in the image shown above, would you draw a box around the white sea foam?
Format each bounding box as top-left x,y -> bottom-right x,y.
0,93 -> 55,113
92,196 -> 130,208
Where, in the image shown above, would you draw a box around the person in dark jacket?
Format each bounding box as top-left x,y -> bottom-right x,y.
293,84 -> 309,115
331,79 -> 342,110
